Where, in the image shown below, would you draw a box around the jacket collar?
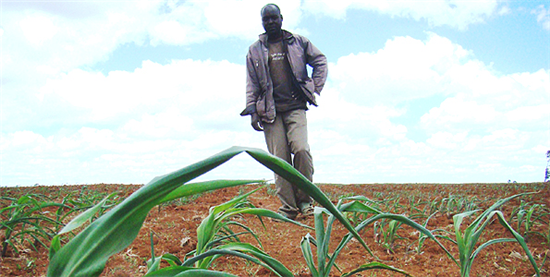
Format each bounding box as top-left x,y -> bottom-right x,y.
259,29 -> 294,46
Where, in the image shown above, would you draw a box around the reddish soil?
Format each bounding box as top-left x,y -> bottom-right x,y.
1,182 -> 549,277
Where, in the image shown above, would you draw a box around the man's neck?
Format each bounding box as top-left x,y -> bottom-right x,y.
267,30 -> 283,42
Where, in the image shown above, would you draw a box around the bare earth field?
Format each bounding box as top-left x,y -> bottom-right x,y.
1,182 -> 549,277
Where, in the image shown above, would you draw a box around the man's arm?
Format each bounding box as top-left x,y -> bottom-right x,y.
305,41 -> 328,95
241,53 -> 259,115
240,52 -> 264,131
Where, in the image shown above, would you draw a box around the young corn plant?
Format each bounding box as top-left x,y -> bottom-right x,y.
342,195 -> 379,227
47,146 -> 371,277
439,195 -> 478,219
1,193 -> 73,258
146,186 -> 311,276
449,192 -> 541,277
341,200 -> 459,276
406,211 -> 451,254
301,201 -> 409,277
513,203 -> 548,241
407,194 -> 428,218
373,218 -> 403,254
300,197 -> 457,277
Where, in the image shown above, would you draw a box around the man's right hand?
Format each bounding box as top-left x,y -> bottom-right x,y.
251,113 -> 263,131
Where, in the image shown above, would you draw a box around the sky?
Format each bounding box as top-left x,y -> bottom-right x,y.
1,0 -> 549,187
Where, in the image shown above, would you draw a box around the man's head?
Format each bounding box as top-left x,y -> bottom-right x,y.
261,4 -> 283,39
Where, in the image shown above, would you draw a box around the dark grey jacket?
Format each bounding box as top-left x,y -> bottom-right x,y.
240,30 -> 328,123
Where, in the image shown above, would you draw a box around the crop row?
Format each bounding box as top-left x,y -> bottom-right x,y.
2,147 -> 548,276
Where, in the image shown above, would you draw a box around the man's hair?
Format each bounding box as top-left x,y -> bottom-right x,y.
261,3 -> 281,16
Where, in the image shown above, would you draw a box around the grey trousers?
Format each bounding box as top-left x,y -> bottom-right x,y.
263,109 -> 313,217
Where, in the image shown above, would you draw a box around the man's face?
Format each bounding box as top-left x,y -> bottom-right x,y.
261,6 -> 282,37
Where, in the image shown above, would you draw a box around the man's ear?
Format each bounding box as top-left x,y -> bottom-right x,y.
280,14 -> 283,21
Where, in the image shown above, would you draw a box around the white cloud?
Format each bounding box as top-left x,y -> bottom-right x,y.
302,0 -> 500,30
19,14 -> 58,45
420,94 -> 500,132
427,131 -> 469,149
1,0 -> 306,134
5,2 -> 153,68
328,33 -> 549,136
421,69 -> 550,133
121,108 -> 194,139
0,125 -> 269,186
2,0 -> 303,83
330,33 -> 471,105
308,33 -> 549,183
532,5 -> 550,30
37,59 -> 245,123
201,0 -> 302,39
2,1 -> 548,186
0,56 -> 272,186
498,5 -> 511,16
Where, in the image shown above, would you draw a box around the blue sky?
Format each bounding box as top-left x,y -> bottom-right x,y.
1,0 -> 549,186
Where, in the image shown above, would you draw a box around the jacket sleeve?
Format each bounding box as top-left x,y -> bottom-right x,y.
240,51 -> 260,116
304,39 -> 328,95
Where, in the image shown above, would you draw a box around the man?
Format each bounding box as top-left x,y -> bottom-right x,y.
240,3 -> 328,220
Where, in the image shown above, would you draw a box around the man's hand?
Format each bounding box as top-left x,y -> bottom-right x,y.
251,113 -> 263,131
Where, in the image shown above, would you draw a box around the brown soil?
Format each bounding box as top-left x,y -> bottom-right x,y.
1,183 -> 549,277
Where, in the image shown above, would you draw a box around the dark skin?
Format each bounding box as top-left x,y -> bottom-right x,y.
251,4 -> 284,131
262,4 -> 283,41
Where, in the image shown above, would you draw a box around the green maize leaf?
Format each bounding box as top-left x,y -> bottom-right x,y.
48,193 -> 117,259
49,235 -> 61,259
57,192 -> 118,235
453,210 -> 479,236
471,238 -> 515,261
301,201 -> 355,277
194,199 -> 309,269
225,208 -> 314,229
301,234 -> 320,277
493,211 -> 540,276
196,213 -> 218,257
341,262 -> 413,277
47,146 -> 364,277
17,195 -> 31,205
224,221 -> 263,248
453,210 -> 479,267
161,253 -> 183,267
49,183 -> 254,274
0,205 -> 17,213
186,190 -> 269,268
204,231 -> 247,251
347,212 -> 457,265
181,247 -> 289,276
465,212 -> 500,268
146,252 -> 185,271
525,204 -> 542,232
0,196 -> 16,201
217,242 -> 294,277
192,183 -> 263,257
20,230 -> 49,247
147,256 -> 163,275
321,204 -> 343,276
5,240 -> 18,255
3,216 -> 58,229
209,186 -> 262,215
318,205 -> 345,276
160,180 -> 261,203
340,199 -> 382,214
467,192 -> 535,233
312,208 -> 327,275
341,195 -> 378,204
144,267 -> 239,277
245,149 -> 373,256
451,193 -> 540,277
